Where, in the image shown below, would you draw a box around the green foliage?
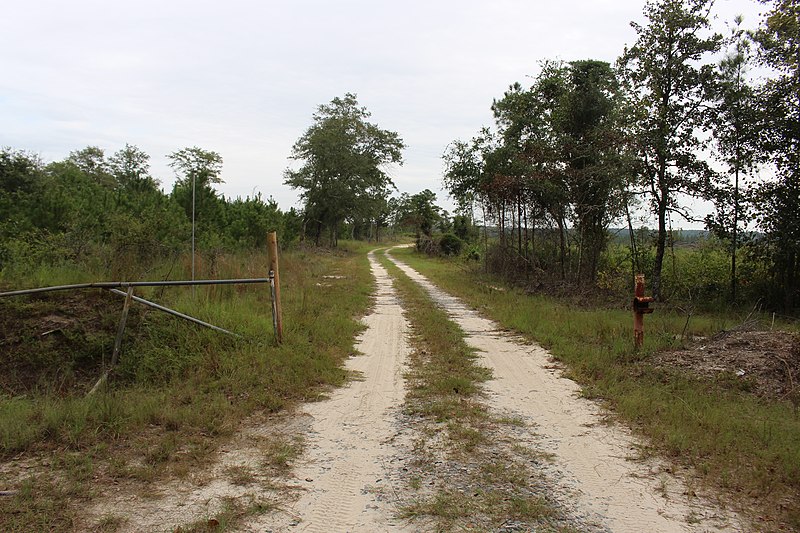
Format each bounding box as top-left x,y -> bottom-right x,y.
224,194 -> 283,249
394,189 -> 441,242
284,93 -> 405,247
445,59 -> 629,284
618,0 -> 722,299
0,145 -> 302,283
439,233 -> 463,256
750,0 -> 800,311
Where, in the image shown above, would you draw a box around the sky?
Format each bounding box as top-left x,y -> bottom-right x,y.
0,0 -> 767,226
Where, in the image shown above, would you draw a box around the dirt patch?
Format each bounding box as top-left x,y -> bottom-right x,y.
0,290 -> 137,396
650,330 -> 800,402
85,412 -> 301,532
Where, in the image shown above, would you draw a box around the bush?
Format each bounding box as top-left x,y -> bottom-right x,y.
439,233 -> 463,256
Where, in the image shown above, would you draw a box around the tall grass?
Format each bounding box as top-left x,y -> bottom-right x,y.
393,246 -> 800,529
0,244 -> 373,530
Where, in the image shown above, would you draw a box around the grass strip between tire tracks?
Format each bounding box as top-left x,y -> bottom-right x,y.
378,249 -> 581,532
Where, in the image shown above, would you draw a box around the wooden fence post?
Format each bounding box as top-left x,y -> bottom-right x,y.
267,232 -> 283,343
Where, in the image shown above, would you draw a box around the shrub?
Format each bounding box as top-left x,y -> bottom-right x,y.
439,233 -> 463,256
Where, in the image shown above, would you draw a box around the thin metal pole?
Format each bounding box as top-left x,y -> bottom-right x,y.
192,172 -> 196,297
0,278 -> 270,298
269,270 -> 279,342
106,288 -> 240,337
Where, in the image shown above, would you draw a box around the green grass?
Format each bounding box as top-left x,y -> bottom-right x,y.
0,244 -> 373,531
378,250 -> 577,532
392,246 -> 800,529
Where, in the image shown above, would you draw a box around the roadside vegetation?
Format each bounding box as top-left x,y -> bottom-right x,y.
379,250 -> 580,532
0,245 -> 373,531
392,245 -> 800,529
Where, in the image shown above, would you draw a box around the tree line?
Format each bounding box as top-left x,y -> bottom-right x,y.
0,145 -> 295,280
441,0 -> 800,310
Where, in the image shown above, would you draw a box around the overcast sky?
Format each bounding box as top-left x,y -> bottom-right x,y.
1,0 -> 766,224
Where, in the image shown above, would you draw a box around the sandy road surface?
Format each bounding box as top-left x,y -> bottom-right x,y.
247,250 -> 412,532
386,248 -> 745,533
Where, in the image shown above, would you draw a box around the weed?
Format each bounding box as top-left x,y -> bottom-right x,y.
225,465 -> 256,486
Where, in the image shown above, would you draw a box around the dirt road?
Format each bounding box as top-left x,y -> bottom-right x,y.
247,250 -> 412,532
385,248 -> 744,532
88,247 -> 745,531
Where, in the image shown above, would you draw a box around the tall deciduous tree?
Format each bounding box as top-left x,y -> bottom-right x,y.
618,0 -> 721,299
168,147 -> 223,221
285,93 -> 405,247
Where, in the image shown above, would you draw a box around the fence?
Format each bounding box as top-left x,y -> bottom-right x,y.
0,232 -> 284,394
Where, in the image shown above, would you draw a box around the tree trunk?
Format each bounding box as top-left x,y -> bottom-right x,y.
731,154 -> 739,303
557,216 -> 566,280
652,192 -> 668,300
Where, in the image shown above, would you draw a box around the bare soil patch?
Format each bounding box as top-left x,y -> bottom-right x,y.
650,330 -> 800,402
0,291 -> 135,397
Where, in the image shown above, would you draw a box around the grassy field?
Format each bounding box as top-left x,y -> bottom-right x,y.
391,246 -> 800,529
0,243 -> 374,531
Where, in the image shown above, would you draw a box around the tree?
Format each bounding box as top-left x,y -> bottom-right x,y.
395,190 -> 441,248
751,0 -> 800,309
558,60 -> 627,282
618,0 -> 721,299
168,147 -> 223,279
67,146 -> 115,189
285,93 -> 405,247
168,147 -> 223,224
109,144 -> 158,194
706,16 -> 760,303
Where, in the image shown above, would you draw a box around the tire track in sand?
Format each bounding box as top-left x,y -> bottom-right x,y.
246,250 -> 412,532
386,248 -> 746,533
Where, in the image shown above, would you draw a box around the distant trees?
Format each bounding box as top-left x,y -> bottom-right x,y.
439,0 -> 800,311
444,60 -> 628,283
706,17 -> 760,303
0,144 -> 290,280
394,189 -> 442,247
285,93 -> 405,247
